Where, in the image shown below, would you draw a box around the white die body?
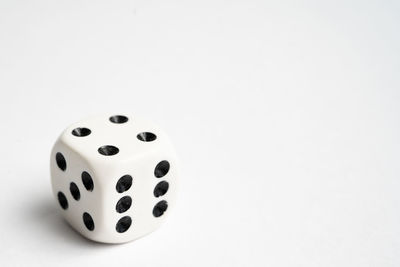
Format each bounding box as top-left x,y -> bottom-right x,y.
50,114 -> 178,244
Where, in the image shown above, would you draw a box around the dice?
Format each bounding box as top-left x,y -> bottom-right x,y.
50,114 -> 178,243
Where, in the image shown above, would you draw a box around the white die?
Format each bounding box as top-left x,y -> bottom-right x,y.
50,114 -> 178,244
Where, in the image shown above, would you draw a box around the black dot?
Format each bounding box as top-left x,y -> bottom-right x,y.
69,182 -> 80,201
154,160 -> 170,178
83,212 -> 95,231
98,145 -> 119,156
116,196 -> 132,213
116,175 -> 132,193
71,127 -> 91,137
153,200 -> 168,217
57,192 -> 68,210
137,132 -> 157,142
56,152 -> 67,171
81,171 -> 94,191
153,181 -> 169,197
110,115 -> 129,124
116,216 -> 132,233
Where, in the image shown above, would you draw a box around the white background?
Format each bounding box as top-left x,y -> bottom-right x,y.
0,0 -> 399,266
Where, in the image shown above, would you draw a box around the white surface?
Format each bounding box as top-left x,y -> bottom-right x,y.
0,0 -> 399,266
50,114 -> 178,243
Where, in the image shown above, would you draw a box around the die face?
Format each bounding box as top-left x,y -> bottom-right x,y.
101,151 -> 178,243
59,114 -> 174,169
50,142 -> 105,242
50,114 -> 179,244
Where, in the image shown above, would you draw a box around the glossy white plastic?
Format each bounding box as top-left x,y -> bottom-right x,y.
50,114 -> 178,244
